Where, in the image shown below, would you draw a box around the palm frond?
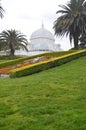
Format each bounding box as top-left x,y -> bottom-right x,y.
0,29 -> 29,55
53,0 -> 86,49
0,1 -> 4,18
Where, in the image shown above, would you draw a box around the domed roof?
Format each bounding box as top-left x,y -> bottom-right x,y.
30,24 -> 55,41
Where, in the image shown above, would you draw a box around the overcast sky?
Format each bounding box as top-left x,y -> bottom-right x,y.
0,0 -> 72,50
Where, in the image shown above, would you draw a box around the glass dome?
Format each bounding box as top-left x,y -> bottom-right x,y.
30,24 -> 55,41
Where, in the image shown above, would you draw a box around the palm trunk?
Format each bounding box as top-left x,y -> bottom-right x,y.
10,49 -> 14,56
9,42 -> 14,56
73,35 -> 79,50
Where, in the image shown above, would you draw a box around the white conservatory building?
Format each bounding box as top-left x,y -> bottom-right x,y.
29,23 -> 62,52
15,23 -> 62,56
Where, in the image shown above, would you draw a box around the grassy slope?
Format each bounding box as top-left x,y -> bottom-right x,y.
0,56 -> 86,130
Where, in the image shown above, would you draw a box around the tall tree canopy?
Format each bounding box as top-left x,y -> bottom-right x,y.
0,29 -> 28,56
53,0 -> 86,49
79,34 -> 86,49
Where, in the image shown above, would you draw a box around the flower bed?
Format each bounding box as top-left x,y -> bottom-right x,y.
0,50 -> 86,77
0,50 -> 77,68
10,50 -> 86,78
0,56 -> 53,74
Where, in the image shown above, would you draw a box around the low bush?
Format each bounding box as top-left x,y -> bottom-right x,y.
0,56 -> 28,68
0,55 -> 21,60
10,50 -> 86,78
0,50 -> 77,68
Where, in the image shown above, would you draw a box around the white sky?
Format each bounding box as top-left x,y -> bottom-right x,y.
0,0 -> 72,50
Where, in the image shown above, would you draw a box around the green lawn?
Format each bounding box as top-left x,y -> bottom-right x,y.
0,55 -> 21,62
0,56 -> 86,130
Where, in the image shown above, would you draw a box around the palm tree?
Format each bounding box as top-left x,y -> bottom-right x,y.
79,34 -> 86,49
0,29 -> 28,56
0,39 -> 6,51
0,0 -> 4,18
53,0 -> 86,49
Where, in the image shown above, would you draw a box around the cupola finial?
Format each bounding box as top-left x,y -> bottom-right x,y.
42,20 -> 44,28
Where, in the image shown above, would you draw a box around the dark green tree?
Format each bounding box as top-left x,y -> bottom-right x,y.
79,34 -> 86,49
53,0 -> 86,49
0,29 -> 28,56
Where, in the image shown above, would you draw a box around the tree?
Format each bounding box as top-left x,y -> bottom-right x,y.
0,0 -> 4,51
79,34 -> 86,49
53,0 -> 86,49
0,0 -> 4,18
0,29 -> 28,56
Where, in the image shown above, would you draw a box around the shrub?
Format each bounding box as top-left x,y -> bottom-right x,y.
10,50 -> 86,78
0,50 -> 77,68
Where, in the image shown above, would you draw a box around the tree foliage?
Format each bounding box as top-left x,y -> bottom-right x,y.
79,34 -> 86,49
53,0 -> 86,49
0,29 -> 28,56
0,0 -> 4,18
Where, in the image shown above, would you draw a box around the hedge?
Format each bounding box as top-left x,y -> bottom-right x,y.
0,50 -> 77,68
9,50 -> 86,78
